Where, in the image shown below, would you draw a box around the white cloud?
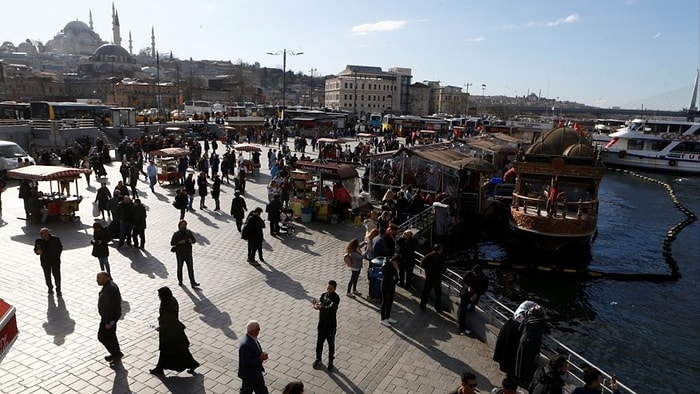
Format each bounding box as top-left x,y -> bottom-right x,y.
653,32 -> 661,39
351,20 -> 407,35
503,13 -> 579,29
466,37 -> 486,42
545,14 -> 579,27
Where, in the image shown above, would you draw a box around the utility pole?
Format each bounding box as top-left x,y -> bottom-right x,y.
464,83 -> 472,116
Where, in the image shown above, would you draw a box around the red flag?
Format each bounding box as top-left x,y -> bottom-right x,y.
557,118 -> 564,128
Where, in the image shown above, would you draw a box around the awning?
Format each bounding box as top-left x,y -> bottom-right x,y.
233,143 -> 262,152
316,137 -> 346,144
394,147 -> 496,173
7,165 -> 92,181
295,161 -> 359,180
152,147 -> 190,157
356,133 -> 375,138
165,127 -> 183,131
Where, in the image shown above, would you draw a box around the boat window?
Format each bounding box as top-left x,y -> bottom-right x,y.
668,124 -> 683,133
649,124 -> 668,133
628,139 -> 645,150
680,124 -> 693,133
650,140 -> 671,151
670,142 -> 700,153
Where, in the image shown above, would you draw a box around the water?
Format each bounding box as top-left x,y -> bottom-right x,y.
463,171 -> 700,393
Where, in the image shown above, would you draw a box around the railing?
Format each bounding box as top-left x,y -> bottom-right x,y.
396,205 -> 434,235
411,252 -> 637,394
512,193 -> 599,218
0,119 -> 30,126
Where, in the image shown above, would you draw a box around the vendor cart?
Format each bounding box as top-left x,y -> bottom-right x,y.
7,165 -> 92,222
152,147 -> 190,185
233,143 -> 262,175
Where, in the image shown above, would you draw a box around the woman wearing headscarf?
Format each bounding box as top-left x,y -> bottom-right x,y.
149,287 -> 200,375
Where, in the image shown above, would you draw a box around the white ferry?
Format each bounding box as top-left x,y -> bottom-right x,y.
602,118 -> 700,174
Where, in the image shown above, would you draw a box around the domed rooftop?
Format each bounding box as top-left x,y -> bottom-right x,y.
64,20 -> 92,35
526,127 -> 594,158
94,44 -> 130,58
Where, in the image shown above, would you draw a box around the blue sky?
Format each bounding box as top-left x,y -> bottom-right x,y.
2,0 -> 698,110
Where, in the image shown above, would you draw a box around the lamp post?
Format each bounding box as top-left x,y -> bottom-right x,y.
481,83 -> 486,96
266,49 -> 303,108
309,67 -> 317,107
464,83 -> 472,116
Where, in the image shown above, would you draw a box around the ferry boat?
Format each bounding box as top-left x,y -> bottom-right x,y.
602,118 -> 700,174
509,127 -> 606,253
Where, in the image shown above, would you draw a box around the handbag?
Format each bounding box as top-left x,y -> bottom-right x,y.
92,201 -> 100,217
344,253 -> 352,267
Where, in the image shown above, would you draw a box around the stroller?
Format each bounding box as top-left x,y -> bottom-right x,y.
279,208 -> 296,235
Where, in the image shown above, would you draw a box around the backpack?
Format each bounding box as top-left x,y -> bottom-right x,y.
241,222 -> 250,240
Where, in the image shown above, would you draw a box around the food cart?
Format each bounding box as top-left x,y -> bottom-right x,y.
7,165 -> 92,222
152,147 -> 190,185
293,160 -> 361,222
232,143 -> 262,175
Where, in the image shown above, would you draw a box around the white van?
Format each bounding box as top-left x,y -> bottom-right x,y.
0,140 -> 36,175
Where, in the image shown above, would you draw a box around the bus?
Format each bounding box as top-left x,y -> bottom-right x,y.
29,101 -> 110,120
0,101 -> 31,120
368,113 -> 382,129
183,100 -> 212,117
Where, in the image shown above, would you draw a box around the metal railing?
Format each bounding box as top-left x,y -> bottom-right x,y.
411,250 -> 636,394
396,205 -> 434,235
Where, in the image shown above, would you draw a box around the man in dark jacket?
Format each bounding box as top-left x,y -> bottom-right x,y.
129,164 -> 139,197
91,222 -> 111,275
116,195 -> 135,249
312,280 -> 340,371
238,320 -> 269,393
419,243 -> 445,313
528,354 -> 569,394
395,230 -> 418,287
170,220 -> 200,289
131,199 -> 147,249
572,367 -> 620,394
458,264 -> 489,335
230,190 -> 248,232
266,195 -> 283,236
97,271 -> 123,364
34,228 -> 63,296
244,207 -> 265,265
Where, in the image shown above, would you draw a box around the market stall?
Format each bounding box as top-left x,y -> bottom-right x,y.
0,298 -> 18,360
7,165 -> 92,222
293,160 -> 361,223
232,143 -> 262,175
152,147 -> 190,185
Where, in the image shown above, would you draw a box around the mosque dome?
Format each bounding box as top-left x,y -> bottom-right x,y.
63,20 -> 92,35
94,44 -> 130,59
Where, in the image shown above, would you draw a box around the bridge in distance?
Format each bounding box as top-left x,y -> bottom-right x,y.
484,105 -> 697,120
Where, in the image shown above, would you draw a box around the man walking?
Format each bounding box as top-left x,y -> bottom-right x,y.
97,271 -> 123,364
131,198 -> 147,249
230,190 -> 248,232
116,195 -> 135,249
146,159 -> 157,193
458,264 -> 488,336
243,208 -> 265,265
34,227 -> 63,296
419,244 -> 446,313
170,220 -> 200,289
312,280 -> 340,371
238,320 -> 269,394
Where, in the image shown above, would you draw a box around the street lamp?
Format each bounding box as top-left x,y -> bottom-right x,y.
481,83 -> 486,96
309,68 -> 317,107
266,49 -> 304,108
464,83 -> 472,116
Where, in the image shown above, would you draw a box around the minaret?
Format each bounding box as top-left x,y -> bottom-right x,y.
128,31 -> 133,55
113,7 -> 122,47
151,26 -> 156,59
89,10 -> 93,30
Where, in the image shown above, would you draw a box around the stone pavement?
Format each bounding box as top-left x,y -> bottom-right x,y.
0,144 -> 507,394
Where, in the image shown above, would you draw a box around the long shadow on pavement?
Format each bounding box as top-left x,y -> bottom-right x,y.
128,248 -> 169,279
326,369 -> 366,394
257,260 -> 312,301
110,362 -> 132,394
153,372 -> 206,394
182,286 -> 237,340
42,294 -> 75,345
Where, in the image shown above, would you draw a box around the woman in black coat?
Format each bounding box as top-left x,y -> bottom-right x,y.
149,287 -> 200,375
514,305 -> 549,386
211,174 -> 222,211
197,172 -> 208,210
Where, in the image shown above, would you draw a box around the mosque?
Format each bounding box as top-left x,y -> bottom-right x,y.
1,4 -> 158,79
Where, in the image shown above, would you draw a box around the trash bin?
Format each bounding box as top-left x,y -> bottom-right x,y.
301,207 -> 314,223
367,257 -> 386,302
